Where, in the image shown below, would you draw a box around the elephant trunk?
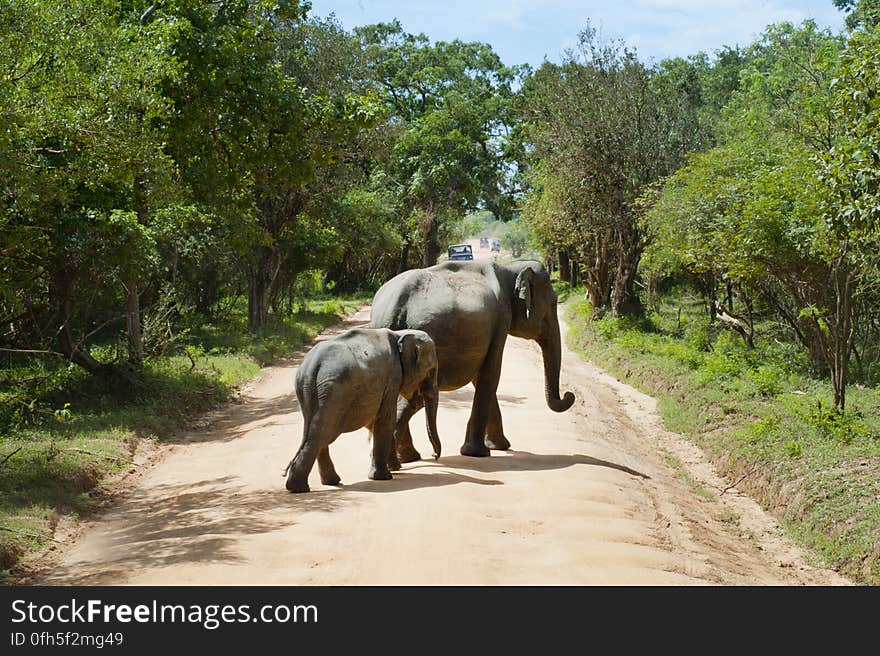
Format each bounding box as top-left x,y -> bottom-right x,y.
422,370 -> 441,459
540,312 -> 575,413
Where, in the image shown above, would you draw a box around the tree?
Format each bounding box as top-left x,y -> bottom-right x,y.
152,2 -> 379,329
643,20 -> 877,409
517,26 -> 707,316
356,21 -> 516,268
1,0 -> 181,373
832,0 -> 880,30
817,25 -> 880,407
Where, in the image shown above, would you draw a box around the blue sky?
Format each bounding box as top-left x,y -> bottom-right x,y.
307,0 -> 847,67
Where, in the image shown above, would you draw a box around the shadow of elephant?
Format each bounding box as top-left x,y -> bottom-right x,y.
403,450 -> 650,480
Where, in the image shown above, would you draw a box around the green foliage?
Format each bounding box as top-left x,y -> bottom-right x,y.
818,26 -> 880,269
355,20 -> 517,266
744,364 -> 786,398
833,0 -> 880,30
0,2 -> 402,368
564,289 -> 880,584
182,295 -> 367,366
642,20 -> 880,409
517,26 -> 711,316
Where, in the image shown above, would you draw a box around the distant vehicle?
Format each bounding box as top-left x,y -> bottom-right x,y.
490,239 -> 501,253
479,236 -> 489,249
447,243 -> 474,261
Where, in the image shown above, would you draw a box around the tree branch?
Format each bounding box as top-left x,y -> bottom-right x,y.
0,447 -> 22,469
140,2 -> 165,25
0,526 -> 63,544
0,347 -> 66,357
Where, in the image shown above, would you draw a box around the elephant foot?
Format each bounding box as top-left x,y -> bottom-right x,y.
485,434 -> 511,450
388,450 -> 401,471
368,466 -> 393,481
396,444 -> 422,463
460,441 -> 491,458
320,474 -> 342,486
286,478 -> 310,493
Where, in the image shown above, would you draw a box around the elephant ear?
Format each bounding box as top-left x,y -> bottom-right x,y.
514,266 -> 534,320
397,333 -> 419,379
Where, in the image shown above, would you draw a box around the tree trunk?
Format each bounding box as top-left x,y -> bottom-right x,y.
582,227 -> 612,314
558,249 -> 571,284
125,278 -> 144,366
248,274 -> 269,331
707,277 -> 717,323
196,266 -> 219,316
420,204 -> 441,268
830,265 -> 858,411
610,249 -> 643,318
127,178 -> 148,367
51,271 -> 103,374
399,239 -> 412,274
248,249 -> 271,331
584,278 -> 609,317
715,300 -> 755,349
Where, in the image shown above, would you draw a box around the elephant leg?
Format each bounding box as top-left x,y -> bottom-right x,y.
369,395 -> 397,481
388,443 -> 402,471
368,428 -> 394,481
317,446 -> 341,486
393,396 -> 422,464
461,336 -> 506,457
485,395 -> 511,450
286,415 -> 333,493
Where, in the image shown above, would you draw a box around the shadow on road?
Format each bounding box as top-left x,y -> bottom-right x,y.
440,386 -> 526,408
404,450 -> 650,480
43,476 -> 337,584
170,393 -> 301,445
41,465 -> 503,584
336,470 -> 502,493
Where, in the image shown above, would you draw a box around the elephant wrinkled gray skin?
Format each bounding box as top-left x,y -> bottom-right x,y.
370,259 -> 575,461
284,328 -> 440,493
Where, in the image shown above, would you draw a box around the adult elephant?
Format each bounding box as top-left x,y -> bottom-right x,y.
370,259 -> 575,461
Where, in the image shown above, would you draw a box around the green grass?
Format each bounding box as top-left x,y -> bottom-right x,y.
183,295 -> 367,366
663,452 -> 715,500
0,294 -> 369,575
563,290 -> 880,585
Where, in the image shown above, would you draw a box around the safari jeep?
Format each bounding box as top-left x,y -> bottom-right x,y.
447,243 -> 474,260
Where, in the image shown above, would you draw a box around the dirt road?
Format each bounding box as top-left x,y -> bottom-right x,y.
31,246 -> 850,585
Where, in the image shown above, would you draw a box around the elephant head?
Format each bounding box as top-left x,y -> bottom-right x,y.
508,262 -> 575,413
397,331 -> 441,458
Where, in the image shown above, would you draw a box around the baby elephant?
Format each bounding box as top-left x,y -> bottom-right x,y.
284,328 -> 441,493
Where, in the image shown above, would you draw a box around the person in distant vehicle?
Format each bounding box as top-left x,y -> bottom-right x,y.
447,243 -> 474,260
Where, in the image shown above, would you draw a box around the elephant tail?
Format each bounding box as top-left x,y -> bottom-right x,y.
282,458 -> 294,478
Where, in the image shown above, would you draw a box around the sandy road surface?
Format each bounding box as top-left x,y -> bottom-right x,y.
29,245 -> 850,585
